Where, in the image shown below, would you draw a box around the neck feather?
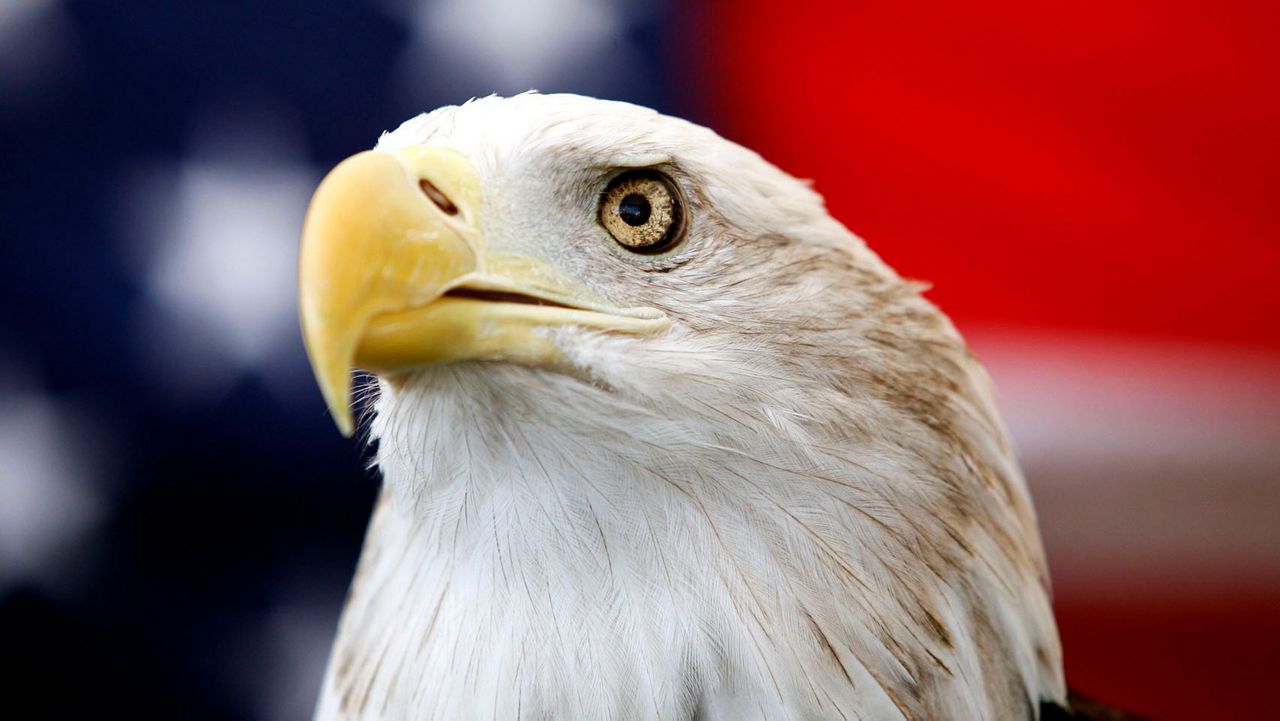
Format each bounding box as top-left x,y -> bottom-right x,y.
315,337 -> 1063,720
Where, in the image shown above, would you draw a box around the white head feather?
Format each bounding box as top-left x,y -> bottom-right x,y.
314,93 -> 1065,721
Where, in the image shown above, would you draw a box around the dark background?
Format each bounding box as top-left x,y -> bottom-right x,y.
1,2 -> 1276,719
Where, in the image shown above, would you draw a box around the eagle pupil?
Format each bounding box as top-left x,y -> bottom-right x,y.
618,194 -> 651,226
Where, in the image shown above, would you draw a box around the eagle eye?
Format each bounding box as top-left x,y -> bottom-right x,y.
599,170 -> 686,254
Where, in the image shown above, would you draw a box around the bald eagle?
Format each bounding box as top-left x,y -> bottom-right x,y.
298,93 -> 1118,720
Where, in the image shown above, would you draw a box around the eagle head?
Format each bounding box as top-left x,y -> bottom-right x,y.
299,93 -> 1064,720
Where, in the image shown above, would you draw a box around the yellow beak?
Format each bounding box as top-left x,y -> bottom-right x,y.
298,147 -> 667,436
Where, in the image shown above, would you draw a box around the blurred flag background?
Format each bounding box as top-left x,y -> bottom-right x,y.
1,1 -> 1276,719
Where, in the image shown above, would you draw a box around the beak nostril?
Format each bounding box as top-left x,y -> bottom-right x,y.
419,178 -> 459,216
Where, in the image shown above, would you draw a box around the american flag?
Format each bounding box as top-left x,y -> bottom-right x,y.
1,2 -> 1276,718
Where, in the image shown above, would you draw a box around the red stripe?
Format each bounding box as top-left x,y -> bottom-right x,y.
701,0 -> 1280,350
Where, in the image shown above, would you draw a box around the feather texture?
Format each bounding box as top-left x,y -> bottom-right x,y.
313,93 -> 1065,720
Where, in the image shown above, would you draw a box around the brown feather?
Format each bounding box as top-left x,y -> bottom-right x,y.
1040,689 -> 1150,720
